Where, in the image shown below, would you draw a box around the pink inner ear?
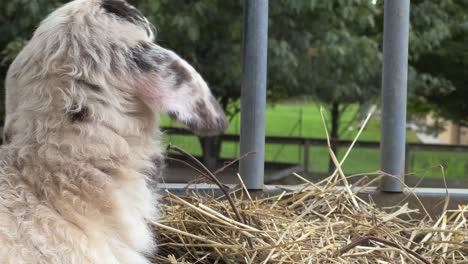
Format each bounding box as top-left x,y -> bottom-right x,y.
136,74 -> 185,115
136,74 -> 168,109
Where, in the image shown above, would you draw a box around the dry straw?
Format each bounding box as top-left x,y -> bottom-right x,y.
152,112 -> 468,263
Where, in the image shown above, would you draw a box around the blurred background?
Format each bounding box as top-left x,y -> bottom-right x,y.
1,0 -> 467,187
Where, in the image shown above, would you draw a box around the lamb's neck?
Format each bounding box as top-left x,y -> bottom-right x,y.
64,124 -> 161,175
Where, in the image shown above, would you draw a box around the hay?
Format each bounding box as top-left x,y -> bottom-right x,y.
151,174 -> 467,263
152,112 -> 467,263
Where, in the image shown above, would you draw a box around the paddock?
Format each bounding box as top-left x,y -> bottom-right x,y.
156,0 -> 468,262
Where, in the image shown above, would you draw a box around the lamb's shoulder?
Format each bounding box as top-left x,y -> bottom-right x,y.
0,158 -> 97,263
38,157 -> 158,255
0,152 -> 155,263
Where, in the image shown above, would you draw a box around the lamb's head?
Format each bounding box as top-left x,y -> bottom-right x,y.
5,0 -> 228,143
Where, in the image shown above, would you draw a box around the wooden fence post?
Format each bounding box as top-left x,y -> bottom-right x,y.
304,140 -> 310,173
405,144 -> 410,174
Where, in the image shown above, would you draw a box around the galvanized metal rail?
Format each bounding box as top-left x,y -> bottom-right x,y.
379,0 -> 411,192
239,0 -> 269,190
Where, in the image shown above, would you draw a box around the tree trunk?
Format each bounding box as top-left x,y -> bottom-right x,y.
454,123 -> 462,145
198,95 -> 228,171
328,102 -> 340,173
200,136 -> 222,171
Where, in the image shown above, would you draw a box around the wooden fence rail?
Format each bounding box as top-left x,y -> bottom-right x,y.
163,127 -> 468,174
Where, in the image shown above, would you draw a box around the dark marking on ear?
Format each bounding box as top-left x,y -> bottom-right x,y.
169,60 -> 192,86
195,100 -> 211,121
209,97 -> 229,134
152,52 -> 172,66
209,96 -> 222,112
167,111 -> 178,121
68,105 -> 90,122
131,52 -> 152,72
129,41 -> 174,73
169,97 -> 228,136
130,42 -> 154,72
102,0 -> 145,25
195,98 -> 227,133
138,41 -> 152,51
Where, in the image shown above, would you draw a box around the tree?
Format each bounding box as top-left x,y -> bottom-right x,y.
134,1 -> 387,170
277,1 -> 382,172
1,0 -> 464,169
133,0 -> 241,169
408,1 -> 468,130
287,0 -> 463,171
1,0 -> 294,167
0,0 -> 67,124
134,0 -> 314,168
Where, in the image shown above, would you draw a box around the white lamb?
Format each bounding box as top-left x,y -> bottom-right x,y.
0,0 -> 228,263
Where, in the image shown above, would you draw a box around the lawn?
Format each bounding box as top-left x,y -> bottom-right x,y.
161,103 -> 468,179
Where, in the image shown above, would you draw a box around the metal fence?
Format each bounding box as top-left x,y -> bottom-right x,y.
160,1 -> 468,215
163,127 -> 468,180
232,0 -> 415,191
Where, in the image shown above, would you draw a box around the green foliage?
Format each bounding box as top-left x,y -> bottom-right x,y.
409,0 -> 466,59
297,0 -> 382,101
133,0 -> 244,118
409,1 -> 468,127
0,0 -> 66,57
0,0 -> 67,122
134,0 -> 385,135
0,0 -> 466,129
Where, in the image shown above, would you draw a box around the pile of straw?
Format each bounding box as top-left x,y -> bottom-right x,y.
151,113 -> 467,263
151,173 -> 467,263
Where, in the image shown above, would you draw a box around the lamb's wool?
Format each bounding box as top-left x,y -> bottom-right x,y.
0,0 -> 227,263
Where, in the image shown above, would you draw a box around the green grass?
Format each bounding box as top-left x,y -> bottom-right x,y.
409,151 -> 468,179
162,103 -> 467,179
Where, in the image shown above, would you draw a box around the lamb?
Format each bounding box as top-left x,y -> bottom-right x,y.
0,0 -> 228,263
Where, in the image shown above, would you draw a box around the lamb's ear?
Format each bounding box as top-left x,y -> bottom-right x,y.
131,42 -> 228,136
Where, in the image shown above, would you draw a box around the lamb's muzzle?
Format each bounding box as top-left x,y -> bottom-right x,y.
0,0 -> 227,263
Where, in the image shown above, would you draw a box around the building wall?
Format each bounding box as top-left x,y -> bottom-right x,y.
417,115 -> 468,145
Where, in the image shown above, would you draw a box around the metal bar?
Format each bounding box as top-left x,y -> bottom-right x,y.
380,0 -> 410,192
239,0 -> 269,190
161,183 -> 468,197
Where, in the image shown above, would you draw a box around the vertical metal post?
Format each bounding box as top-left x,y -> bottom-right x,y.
380,0 -> 410,192
239,0 -> 269,190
